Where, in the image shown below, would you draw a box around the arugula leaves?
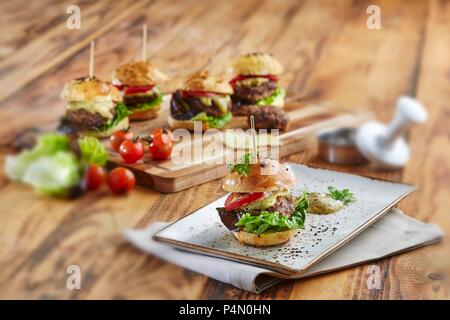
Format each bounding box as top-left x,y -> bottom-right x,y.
229,153 -> 252,176
235,193 -> 308,235
191,111 -> 233,129
327,186 -> 355,204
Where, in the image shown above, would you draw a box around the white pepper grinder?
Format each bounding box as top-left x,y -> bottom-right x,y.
355,96 -> 427,169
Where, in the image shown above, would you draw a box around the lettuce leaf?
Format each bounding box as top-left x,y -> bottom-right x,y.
5,133 -> 70,181
235,193 -> 308,235
101,102 -> 130,131
22,151 -> 80,196
77,136 -> 108,166
256,87 -> 285,107
191,112 -> 232,129
128,93 -> 163,112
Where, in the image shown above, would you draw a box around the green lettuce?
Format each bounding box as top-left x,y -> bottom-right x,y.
77,136 -> 108,166
5,133 -> 70,181
191,112 -> 232,129
128,93 -> 163,112
101,102 -> 130,131
235,193 -> 308,235
5,133 -> 107,197
22,151 -> 80,196
256,87 -> 285,107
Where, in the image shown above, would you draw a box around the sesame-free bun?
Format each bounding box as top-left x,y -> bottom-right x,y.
233,229 -> 295,246
182,71 -> 233,95
232,53 -> 283,76
112,60 -> 168,86
82,117 -> 129,138
222,159 -> 296,193
128,105 -> 161,120
167,114 -> 210,132
61,77 -> 122,102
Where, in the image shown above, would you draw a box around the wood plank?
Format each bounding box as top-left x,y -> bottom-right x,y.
0,0 -> 152,102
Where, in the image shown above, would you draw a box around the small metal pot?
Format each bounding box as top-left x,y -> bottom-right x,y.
318,127 -> 368,165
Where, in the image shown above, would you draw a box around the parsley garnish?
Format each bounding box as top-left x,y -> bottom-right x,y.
229,153 -> 252,176
327,186 -> 355,204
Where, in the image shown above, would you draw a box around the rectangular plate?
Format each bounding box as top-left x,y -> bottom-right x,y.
154,164 -> 415,275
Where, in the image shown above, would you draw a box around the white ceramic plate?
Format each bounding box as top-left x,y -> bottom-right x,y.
154,164 -> 415,275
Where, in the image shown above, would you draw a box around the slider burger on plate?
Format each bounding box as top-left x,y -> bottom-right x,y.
59,77 -> 130,138
112,60 -> 167,120
169,71 -> 233,131
216,154 -> 308,246
229,53 -> 289,130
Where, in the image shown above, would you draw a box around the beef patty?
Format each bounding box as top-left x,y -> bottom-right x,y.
246,105 -> 289,130
232,80 -> 278,104
60,108 -> 115,132
124,93 -> 159,108
216,195 -> 297,231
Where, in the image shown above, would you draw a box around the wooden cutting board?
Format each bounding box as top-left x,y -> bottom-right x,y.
105,98 -> 372,192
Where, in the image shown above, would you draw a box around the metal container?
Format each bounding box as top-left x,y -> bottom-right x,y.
318,127 -> 368,165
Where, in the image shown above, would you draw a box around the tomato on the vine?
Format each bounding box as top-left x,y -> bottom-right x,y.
110,128 -> 133,152
107,167 -> 136,194
85,164 -> 106,191
119,138 -> 144,164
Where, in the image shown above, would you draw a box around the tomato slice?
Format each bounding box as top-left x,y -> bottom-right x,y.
114,84 -> 155,95
224,192 -> 264,211
229,74 -> 279,86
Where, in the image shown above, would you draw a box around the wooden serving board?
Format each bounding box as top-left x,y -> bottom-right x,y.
105,98 -> 372,193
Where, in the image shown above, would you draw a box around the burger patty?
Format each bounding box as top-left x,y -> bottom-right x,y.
232,80 -> 278,104
246,105 -> 289,130
63,108 -> 115,131
216,195 -> 297,231
170,90 -> 225,120
124,93 -> 159,108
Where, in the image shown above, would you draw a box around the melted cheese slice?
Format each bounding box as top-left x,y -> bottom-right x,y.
67,96 -> 115,119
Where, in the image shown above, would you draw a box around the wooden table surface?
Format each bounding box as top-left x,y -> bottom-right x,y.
0,0 -> 449,299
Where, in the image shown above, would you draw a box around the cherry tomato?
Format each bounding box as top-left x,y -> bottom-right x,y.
224,192 -> 264,211
148,128 -> 173,160
110,129 -> 133,152
107,167 -> 136,194
85,164 -> 106,191
119,138 -> 144,164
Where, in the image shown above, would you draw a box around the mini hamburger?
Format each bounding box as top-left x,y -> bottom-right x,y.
216,155 -> 308,246
112,60 -> 167,120
59,76 -> 129,138
230,53 -> 286,117
229,53 -> 289,130
169,71 -> 233,131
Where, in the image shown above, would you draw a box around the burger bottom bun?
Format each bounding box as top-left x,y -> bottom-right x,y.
82,117 -> 130,138
232,229 -> 295,246
167,114 -> 210,132
129,105 -> 161,121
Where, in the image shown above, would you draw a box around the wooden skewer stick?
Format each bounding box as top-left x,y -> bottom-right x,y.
209,38 -> 217,75
250,115 -> 258,162
142,24 -> 148,61
89,41 -> 95,78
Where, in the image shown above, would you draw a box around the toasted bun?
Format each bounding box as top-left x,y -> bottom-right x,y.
233,229 -> 295,246
112,60 -> 168,86
222,159 -> 296,193
232,53 -> 283,76
182,71 -> 233,95
167,114 -> 210,132
61,77 -> 122,102
80,117 -> 129,138
128,105 -> 161,121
